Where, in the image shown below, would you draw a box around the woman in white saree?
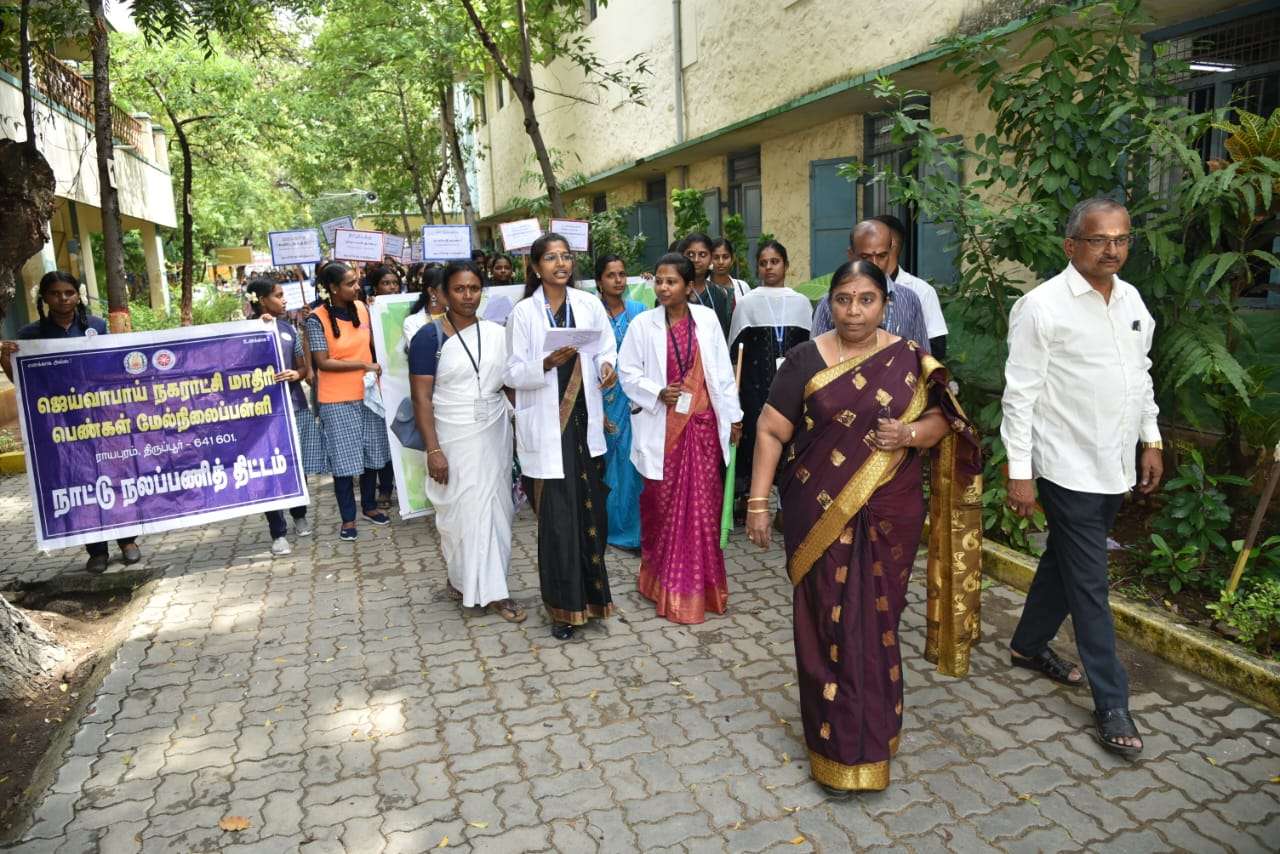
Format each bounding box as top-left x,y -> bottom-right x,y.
409,261 -> 525,622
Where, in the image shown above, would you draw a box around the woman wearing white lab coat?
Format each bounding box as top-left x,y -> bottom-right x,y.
618,253 -> 743,625
504,233 -> 619,640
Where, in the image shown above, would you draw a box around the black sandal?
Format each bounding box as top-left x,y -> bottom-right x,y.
1010,648 -> 1083,687
1094,708 -> 1144,756
820,783 -> 853,799
551,623 -> 575,641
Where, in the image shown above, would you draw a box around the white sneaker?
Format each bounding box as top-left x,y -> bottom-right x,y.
270,537 -> 292,556
294,517 -> 313,537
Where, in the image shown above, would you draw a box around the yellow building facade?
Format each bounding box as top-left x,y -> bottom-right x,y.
473,0 -> 1269,282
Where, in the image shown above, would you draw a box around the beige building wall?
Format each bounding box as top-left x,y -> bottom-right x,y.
760,115 -> 863,282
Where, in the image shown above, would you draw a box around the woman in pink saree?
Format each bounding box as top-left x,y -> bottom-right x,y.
619,253 -> 743,624
746,260 -> 982,795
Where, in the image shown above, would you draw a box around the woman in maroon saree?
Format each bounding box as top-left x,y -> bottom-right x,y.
746,260 -> 982,795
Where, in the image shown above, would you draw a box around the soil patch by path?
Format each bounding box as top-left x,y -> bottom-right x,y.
0,571 -> 151,841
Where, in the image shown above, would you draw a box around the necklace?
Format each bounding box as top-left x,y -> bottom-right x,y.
837,329 -> 879,363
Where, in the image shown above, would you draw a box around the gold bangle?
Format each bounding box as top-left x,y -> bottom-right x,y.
1142,440 -> 1163,450
427,448 -> 444,456
746,508 -> 771,515
746,497 -> 770,505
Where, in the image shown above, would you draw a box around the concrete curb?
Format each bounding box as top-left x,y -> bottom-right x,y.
0,451 -> 25,475
982,540 -> 1280,714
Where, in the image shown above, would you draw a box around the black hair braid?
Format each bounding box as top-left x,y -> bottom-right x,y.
76,300 -> 89,332
36,298 -> 45,321
325,295 -> 341,340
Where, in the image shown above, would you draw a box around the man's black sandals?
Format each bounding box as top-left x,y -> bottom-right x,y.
1010,648 -> 1082,686
1094,708 -> 1144,756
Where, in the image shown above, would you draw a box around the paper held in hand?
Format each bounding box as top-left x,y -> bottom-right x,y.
542,327 -> 600,353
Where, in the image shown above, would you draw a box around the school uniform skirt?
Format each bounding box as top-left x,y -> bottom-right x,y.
318,401 -> 392,478
294,405 -> 328,475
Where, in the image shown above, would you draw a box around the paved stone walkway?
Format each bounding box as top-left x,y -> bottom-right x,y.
1,474 -> 1278,853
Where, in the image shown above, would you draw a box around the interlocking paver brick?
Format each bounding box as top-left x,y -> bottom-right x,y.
0,476 -> 1274,853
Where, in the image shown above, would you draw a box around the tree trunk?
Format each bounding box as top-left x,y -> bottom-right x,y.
0,595 -> 66,702
174,123 -> 194,325
88,0 -> 130,332
0,0 -> 56,319
513,0 -> 564,217
440,82 -> 478,241
394,84 -> 434,226
458,0 -> 565,217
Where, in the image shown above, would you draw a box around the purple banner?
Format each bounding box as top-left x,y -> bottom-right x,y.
13,321 -> 309,549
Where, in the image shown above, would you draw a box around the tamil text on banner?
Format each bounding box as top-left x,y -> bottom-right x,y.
549,218 -> 589,252
422,225 -> 472,261
268,229 -> 323,266
13,321 -> 310,550
334,228 -> 385,263
369,294 -> 431,520
320,216 -> 355,246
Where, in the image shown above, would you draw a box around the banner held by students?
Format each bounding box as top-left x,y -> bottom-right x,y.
499,218 -> 541,252
320,216 -> 354,246
267,229 -> 323,266
549,218 -> 589,252
422,225 -> 472,261
368,294 -> 432,520
334,228 -> 385,262
13,321 -> 309,550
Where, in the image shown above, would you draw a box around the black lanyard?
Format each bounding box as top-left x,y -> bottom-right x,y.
447,313 -> 482,387
666,310 -> 695,381
693,283 -> 716,314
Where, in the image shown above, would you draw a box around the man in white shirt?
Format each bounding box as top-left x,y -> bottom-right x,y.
873,214 -> 949,357
1001,197 -> 1163,757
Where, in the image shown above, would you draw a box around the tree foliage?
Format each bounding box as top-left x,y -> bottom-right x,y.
846,0 -> 1279,465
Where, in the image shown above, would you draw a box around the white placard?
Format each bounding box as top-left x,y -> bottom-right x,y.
333,228 -> 385,262
320,216 -> 354,246
499,218 -> 542,252
411,239 -> 424,262
268,230 -> 323,266
550,218 -> 589,252
384,235 -> 406,259
422,224 -> 473,260
282,279 -> 317,312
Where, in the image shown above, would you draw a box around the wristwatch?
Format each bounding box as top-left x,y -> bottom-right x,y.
1141,440 -> 1163,450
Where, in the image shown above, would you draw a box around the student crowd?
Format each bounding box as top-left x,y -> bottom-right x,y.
2,196 -> 1160,792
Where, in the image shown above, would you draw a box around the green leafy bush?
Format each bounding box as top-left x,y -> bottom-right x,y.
979,435 -> 1046,556
1151,448 -> 1248,565
670,188 -> 709,241
1143,533 -> 1204,594
1209,572 -> 1280,657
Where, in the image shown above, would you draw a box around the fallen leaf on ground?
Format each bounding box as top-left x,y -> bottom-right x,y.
781,753 -> 790,764
219,816 -> 251,832
59,684 -> 67,693
1017,794 -> 1039,805
1270,776 -> 1280,784
790,836 -> 806,845
120,755 -> 133,766
1207,757 -> 1218,766
436,837 -> 449,848
468,822 -> 488,828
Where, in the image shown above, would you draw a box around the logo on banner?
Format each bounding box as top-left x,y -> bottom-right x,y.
123,351 -> 148,375
151,349 -> 177,371
84,328 -> 98,337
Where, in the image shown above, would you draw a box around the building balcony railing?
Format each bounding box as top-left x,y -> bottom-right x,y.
1,45 -> 145,151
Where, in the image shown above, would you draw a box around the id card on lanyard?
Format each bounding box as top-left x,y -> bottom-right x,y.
668,311 -> 695,414
450,317 -> 488,423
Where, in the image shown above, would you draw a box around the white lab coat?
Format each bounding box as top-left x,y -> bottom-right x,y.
504,286 -> 618,480
618,304 -> 743,480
